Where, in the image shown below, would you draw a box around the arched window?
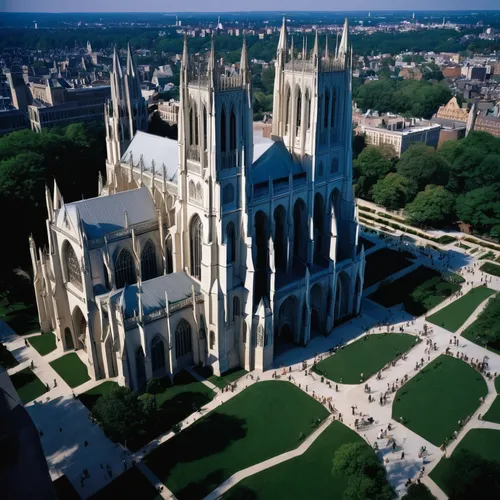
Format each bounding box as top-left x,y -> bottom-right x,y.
165,235 -> 173,274
226,222 -> 236,263
220,106 -> 227,152
242,322 -> 247,344
331,88 -> 337,130
210,330 -> 215,350
331,157 -> 339,174
295,87 -> 302,133
65,243 -> 81,288
305,89 -> 311,131
324,90 -> 330,129
230,108 -> 237,150
135,346 -> 146,390
175,319 -> 192,359
223,183 -> 235,205
202,106 -> 207,151
190,103 -> 198,146
190,215 -> 203,280
151,335 -> 165,374
284,85 -> 291,134
189,180 -> 195,199
196,182 -> 202,201
141,240 -> 157,281
115,249 -> 136,289
233,295 -> 240,320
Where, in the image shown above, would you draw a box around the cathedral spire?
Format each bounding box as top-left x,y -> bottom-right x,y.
334,32 -> 339,59
301,35 -> 306,59
324,34 -> 329,59
240,36 -> 249,85
45,184 -> 53,221
182,32 -> 189,70
277,16 -> 288,53
126,42 -> 136,77
112,46 -> 122,79
312,30 -> 319,62
338,18 -> 349,59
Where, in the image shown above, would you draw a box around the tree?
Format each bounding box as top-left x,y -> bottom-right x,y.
139,393 -> 157,419
397,144 -> 449,191
353,146 -> 394,199
92,386 -> 145,444
405,185 -> 455,227
332,443 -> 394,500
402,483 -> 436,500
455,186 -> 500,236
372,173 -> 418,209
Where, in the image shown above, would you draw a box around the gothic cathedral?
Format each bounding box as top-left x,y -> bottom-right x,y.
30,19 -> 365,391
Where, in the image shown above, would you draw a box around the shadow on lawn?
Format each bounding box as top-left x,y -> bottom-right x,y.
1,304 -> 39,336
147,412 -> 247,497
11,367 -> 40,389
223,484 -> 258,500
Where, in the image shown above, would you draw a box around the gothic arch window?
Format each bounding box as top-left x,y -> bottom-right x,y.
230,107 -> 237,150
242,321 -> 247,344
151,335 -> 166,374
65,242 -> 81,288
223,183 -> 235,205
226,221 -> 236,263
190,215 -> 203,280
210,330 -> 215,350
331,88 -> 337,131
140,240 -> 157,281
324,90 -> 330,129
190,102 -> 199,146
233,295 -> 240,319
135,346 -> 146,390
220,106 -> 227,152
285,84 -> 291,134
295,86 -> 302,134
305,89 -> 311,131
115,249 -> 136,289
175,319 -> 192,359
189,180 -> 196,199
195,182 -> 202,201
202,106 -> 207,151
331,157 -> 339,174
165,235 -> 173,274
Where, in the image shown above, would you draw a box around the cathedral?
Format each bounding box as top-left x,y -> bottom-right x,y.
29,19 -> 365,391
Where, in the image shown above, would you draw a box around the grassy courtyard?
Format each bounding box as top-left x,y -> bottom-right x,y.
462,294 -> 500,354
28,332 -> 57,356
430,429 -> 500,496
427,286 -> 495,333
49,353 -> 90,388
368,266 -> 461,316
10,367 -> 47,404
392,355 -> 487,446
480,262 -> 500,277
194,366 -> 248,390
223,421 -> 383,500
78,381 -> 119,411
363,247 -> 414,289
145,381 -> 328,500
483,377 -> 500,424
127,370 -> 215,452
313,333 -> 417,384
0,300 -> 40,335
89,466 -> 163,500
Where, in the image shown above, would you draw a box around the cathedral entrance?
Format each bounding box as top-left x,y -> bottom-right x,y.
72,307 -> 87,352
64,327 -> 74,350
276,295 -> 298,355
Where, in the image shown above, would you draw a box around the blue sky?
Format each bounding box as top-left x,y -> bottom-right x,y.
3,1 -> 500,12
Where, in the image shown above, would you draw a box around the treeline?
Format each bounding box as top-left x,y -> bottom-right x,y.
354,131 -> 500,237
0,123 -> 106,286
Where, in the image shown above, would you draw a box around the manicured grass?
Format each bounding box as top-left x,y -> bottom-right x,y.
89,466 -> 163,500
430,429 -> 500,495
496,376 -> 500,393
442,270 -> 465,284
10,367 -> 47,404
145,381 -> 329,500
127,370 -> 215,452
49,353 -> 90,388
28,332 -> 57,356
52,475 -> 80,500
0,301 -> 40,335
479,251 -> 496,261
392,355 -> 487,446
78,381 -> 119,411
224,421 -> 383,500
0,342 -> 19,369
369,266 -> 460,316
483,397 -> 500,424
481,262 -> 500,277
195,365 -> 248,389
313,333 -> 417,384
427,286 -> 495,333
363,247 -> 414,289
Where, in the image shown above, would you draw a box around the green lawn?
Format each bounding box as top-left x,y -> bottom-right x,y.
427,287 -> 495,332
89,466 -> 163,500
145,381 -> 329,500
195,366 -> 248,390
223,421 -> 383,500
49,353 -> 90,388
10,367 -> 47,404
127,370 -> 215,452
28,332 -> 57,356
0,301 -> 40,335
0,343 -> 19,369
392,355 -> 487,446
480,262 -> 500,277
78,381 -> 119,411
363,247 -> 414,289
369,266 -> 461,316
483,397 -> 500,424
430,429 -> 500,495
496,376 -> 500,393
313,333 -> 417,384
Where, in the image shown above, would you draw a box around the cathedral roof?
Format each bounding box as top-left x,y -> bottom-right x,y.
251,139 -> 303,184
111,272 -> 201,318
121,131 -> 178,183
57,187 -> 156,239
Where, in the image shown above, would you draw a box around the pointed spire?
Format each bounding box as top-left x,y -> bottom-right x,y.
290,35 -> 295,62
209,32 -> 215,71
338,18 -> 349,58
312,30 -> 319,61
45,184 -> 54,221
112,46 -> 122,78
302,36 -> 306,60
240,36 -> 249,84
278,16 -> 288,52
182,32 -> 189,69
126,42 -> 135,76
325,34 -> 329,59
53,178 -> 63,210
335,32 -> 339,59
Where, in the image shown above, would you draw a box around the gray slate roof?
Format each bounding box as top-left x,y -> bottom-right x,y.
121,131 -> 179,183
58,187 -> 156,239
111,272 -> 201,318
251,140 -> 303,184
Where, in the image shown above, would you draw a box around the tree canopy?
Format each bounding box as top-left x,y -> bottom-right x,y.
405,185 -> 455,227
372,173 -> 418,210
353,146 -> 395,199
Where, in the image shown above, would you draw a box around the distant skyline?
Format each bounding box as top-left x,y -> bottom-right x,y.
3,1 -> 500,13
